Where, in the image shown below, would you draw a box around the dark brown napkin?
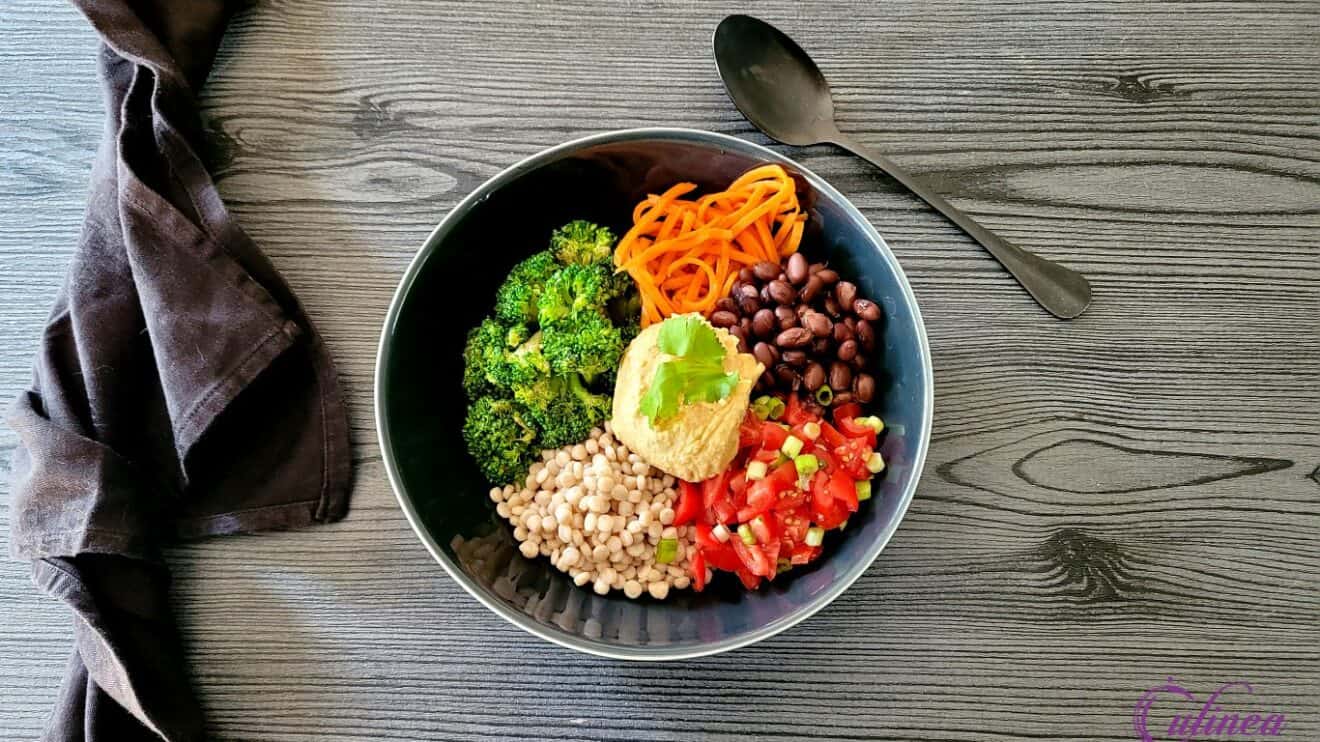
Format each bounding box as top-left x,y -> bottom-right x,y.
6,1 -> 352,739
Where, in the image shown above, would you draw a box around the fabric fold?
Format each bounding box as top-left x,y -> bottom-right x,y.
6,1 -> 353,739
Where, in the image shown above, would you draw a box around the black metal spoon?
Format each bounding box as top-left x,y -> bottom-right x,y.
714,14 -> 1092,319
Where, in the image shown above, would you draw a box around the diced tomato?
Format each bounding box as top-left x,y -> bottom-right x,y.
789,543 -> 821,565
759,421 -> 789,451
728,470 -> 747,498
691,548 -> 707,591
783,393 -> 812,426
737,461 -> 797,521
694,522 -> 719,550
779,510 -> 811,545
703,542 -> 742,572
735,567 -> 761,589
675,481 -> 703,526
748,512 -> 779,544
833,402 -> 863,422
828,470 -> 859,513
751,446 -> 780,464
731,538 -> 773,577
737,411 -> 762,448
835,415 -> 878,447
817,421 -> 847,449
773,485 -> 808,511
702,469 -> 734,522
832,437 -> 873,480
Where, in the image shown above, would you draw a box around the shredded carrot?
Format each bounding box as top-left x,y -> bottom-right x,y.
614,164 -> 807,327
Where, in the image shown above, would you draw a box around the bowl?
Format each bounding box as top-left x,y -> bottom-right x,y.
376,128 -> 932,659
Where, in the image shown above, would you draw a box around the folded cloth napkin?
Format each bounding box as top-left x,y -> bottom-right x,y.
6,1 -> 352,739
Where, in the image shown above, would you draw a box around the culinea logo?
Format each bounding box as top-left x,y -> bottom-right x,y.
1133,678 -> 1287,741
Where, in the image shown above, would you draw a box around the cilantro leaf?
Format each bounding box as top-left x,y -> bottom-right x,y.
640,316 -> 740,425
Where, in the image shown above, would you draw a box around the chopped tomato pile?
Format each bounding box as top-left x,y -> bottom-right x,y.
674,395 -> 885,590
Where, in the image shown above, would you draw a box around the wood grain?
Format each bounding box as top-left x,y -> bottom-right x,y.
2,0 -> 1319,739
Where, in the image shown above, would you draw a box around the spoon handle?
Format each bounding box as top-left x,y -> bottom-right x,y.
829,133 -> 1092,319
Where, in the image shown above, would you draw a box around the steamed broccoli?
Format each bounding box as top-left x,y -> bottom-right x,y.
536,263 -> 614,325
550,220 -> 615,267
485,330 -> 550,390
494,250 -> 560,325
512,374 -> 610,449
541,310 -> 624,383
461,318 -> 508,398
463,397 -> 538,485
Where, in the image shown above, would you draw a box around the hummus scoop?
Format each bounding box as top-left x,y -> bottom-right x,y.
609,314 -> 763,482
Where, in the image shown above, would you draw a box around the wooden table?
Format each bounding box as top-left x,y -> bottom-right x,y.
3,1 -> 1318,739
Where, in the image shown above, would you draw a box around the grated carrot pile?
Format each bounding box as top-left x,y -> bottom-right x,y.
613,164 -> 807,327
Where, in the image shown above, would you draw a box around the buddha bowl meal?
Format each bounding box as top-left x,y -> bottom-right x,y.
462,164 -> 892,599
377,129 -> 931,657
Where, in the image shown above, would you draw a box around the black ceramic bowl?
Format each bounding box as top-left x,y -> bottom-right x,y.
376,129 -> 932,659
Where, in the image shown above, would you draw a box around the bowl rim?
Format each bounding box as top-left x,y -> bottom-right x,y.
374,127 -> 934,661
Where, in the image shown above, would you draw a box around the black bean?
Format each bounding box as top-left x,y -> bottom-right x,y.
802,311 -> 832,337
715,297 -> 738,314
728,325 -> 749,352
833,322 -> 853,343
751,261 -> 778,281
811,336 -> 831,355
854,298 -> 881,321
738,267 -> 755,282
752,308 -> 776,338
775,327 -> 812,348
833,391 -> 854,405
854,373 -> 876,403
760,370 -> 775,389
835,281 -> 857,312
808,262 -> 826,274
856,320 -> 876,352
803,362 -> 826,391
710,310 -> 738,328
852,353 -> 868,371
816,268 -> 839,285
799,275 -> 824,303
781,350 -> 808,366
837,339 -> 858,362
767,280 -> 796,305
823,296 -> 841,317
774,364 -> 800,389
829,362 -> 852,392
736,284 -> 760,302
739,296 -> 762,315
752,341 -> 776,369
786,253 -> 809,285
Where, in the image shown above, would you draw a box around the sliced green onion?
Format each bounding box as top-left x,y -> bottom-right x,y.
765,397 -> 786,420
858,415 -> 885,434
838,519 -> 849,531
746,460 -> 768,481
805,526 -> 825,547
751,395 -> 776,420
776,558 -> 793,574
801,421 -> 821,440
856,479 -> 873,501
866,451 -> 886,473
656,537 -> 679,564
712,524 -> 731,543
737,523 -> 756,545
815,384 -> 834,405
781,435 -> 804,458
794,454 -> 819,477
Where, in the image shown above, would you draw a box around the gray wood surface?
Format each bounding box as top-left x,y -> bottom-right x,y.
2,0 -> 1319,739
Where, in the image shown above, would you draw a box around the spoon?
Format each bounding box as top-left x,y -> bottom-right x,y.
713,14 -> 1092,319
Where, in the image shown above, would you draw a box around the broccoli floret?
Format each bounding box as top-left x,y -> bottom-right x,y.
485,330 -> 550,391
541,310 -> 624,383
537,264 -> 614,325
462,318 -> 505,398
463,396 -> 538,485
511,374 -> 607,449
494,250 -> 560,325
549,220 -> 615,267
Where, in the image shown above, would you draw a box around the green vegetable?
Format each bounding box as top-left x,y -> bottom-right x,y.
814,384 -> 834,406
856,479 -> 872,501
549,220 -> 616,267
656,537 -> 679,564
639,315 -> 739,424
737,523 -> 756,545
541,309 -> 624,383
858,415 -> 885,434
462,397 -> 538,485
780,434 -> 804,458
514,374 -> 610,449
805,526 -> 824,547
794,454 -> 819,477
494,250 -> 560,325
461,318 -> 509,398
866,451 -> 886,474
751,394 -> 786,421
801,421 -> 821,441
536,263 -> 615,325
746,460 -> 768,481
484,329 -> 551,390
